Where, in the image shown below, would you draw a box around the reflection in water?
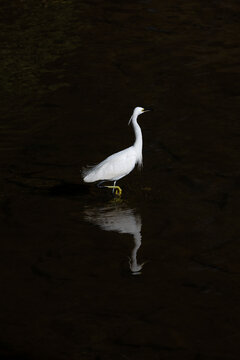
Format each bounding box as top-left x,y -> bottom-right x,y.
84,203 -> 145,275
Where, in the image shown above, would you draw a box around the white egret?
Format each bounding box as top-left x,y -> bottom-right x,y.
82,106 -> 151,196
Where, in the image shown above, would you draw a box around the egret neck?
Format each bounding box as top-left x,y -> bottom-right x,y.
131,112 -> 143,168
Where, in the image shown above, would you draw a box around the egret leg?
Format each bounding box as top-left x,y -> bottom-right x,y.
113,181 -> 116,194
97,180 -> 122,196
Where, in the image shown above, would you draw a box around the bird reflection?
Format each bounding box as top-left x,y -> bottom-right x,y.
84,203 -> 145,275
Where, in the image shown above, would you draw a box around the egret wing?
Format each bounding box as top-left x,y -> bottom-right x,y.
83,147 -> 136,182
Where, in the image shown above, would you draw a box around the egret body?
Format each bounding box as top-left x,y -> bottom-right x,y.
82,107 -> 150,196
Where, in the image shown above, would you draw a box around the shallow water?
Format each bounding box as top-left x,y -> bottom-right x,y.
0,0 -> 240,359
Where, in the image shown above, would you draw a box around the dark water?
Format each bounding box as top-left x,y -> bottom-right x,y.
1,1 -> 240,359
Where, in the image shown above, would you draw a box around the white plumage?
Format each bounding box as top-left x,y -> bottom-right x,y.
83,147 -> 138,182
82,106 -> 150,196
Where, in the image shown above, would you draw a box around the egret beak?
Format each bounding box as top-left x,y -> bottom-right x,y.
142,109 -> 151,113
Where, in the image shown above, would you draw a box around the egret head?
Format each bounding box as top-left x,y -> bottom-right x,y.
133,107 -> 150,116
129,106 -> 151,125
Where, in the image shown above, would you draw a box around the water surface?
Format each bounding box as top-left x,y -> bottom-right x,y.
0,1 -> 240,359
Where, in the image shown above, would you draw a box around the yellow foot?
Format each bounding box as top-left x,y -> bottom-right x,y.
115,186 -> 122,197
105,185 -> 122,197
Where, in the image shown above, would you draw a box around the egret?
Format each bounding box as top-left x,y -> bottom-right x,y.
82,107 -> 151,196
